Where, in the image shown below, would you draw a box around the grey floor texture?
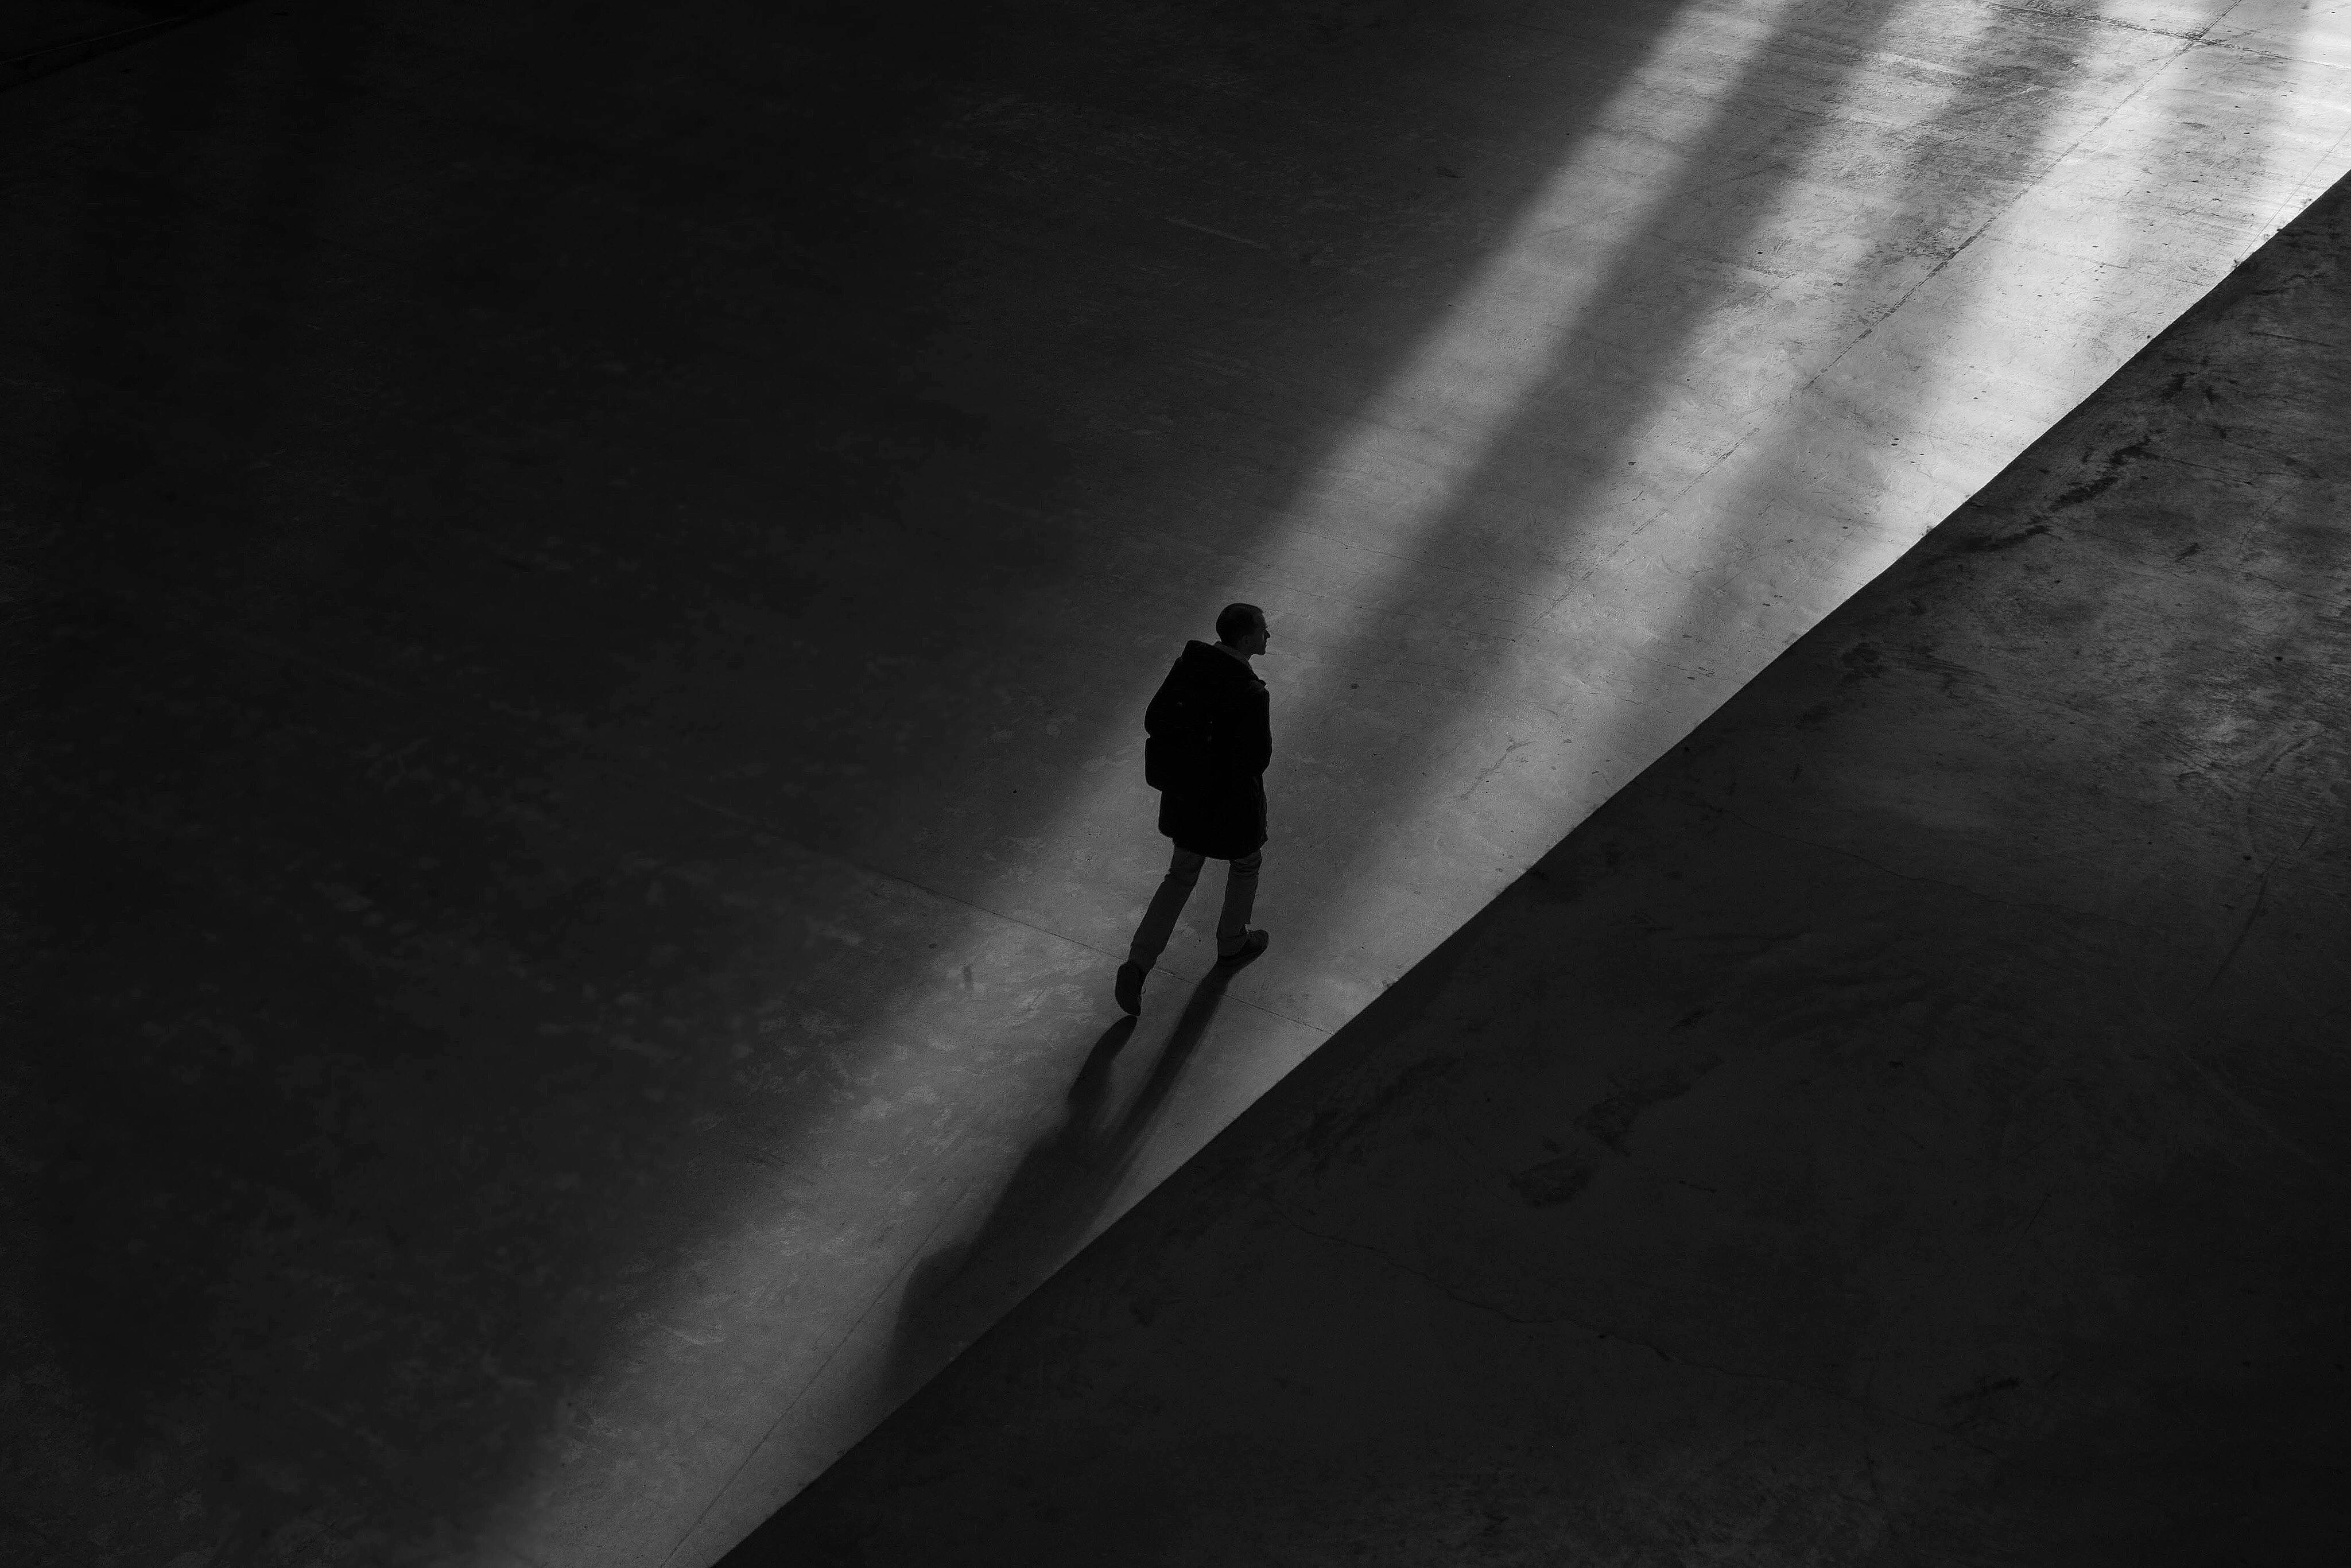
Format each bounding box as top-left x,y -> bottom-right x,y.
5,0 -> 2348,1563
726,174 -> 2351,1566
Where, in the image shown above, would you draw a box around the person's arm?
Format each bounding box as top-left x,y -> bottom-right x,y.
1239,684 -> 1271,777
1143,669 -> 1208,790
1199,683 -> 1266,781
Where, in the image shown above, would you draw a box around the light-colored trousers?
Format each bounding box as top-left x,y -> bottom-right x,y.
1126,845 -> 1262,968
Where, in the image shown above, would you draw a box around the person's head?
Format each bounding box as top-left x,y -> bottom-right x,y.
1215,602 -> 1269,658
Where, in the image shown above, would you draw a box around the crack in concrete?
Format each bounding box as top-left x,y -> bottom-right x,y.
1974,1 -> 2206,45
1716,809 -> 2163,935
2201,744 -> 2317,1000
2133,449 -> 2307,483
2051,521 -> 2335,604
2198,863 -> 2269,1001
2168,1030 -> 2348,1191
1264,1201 -> 2000,1454
1862,1447 -> 1918,1562
1456,736 -> 1532,801
2245,330 -> 2343,349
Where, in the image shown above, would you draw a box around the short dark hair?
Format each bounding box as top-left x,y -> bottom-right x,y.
1215,602 -> 1263,644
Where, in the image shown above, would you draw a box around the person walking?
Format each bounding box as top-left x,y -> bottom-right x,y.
1114,603 -> 1274,1015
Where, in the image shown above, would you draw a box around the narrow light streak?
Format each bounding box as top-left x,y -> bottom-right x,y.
2202,0 -> 2351,247
1237,0 -> 1815,649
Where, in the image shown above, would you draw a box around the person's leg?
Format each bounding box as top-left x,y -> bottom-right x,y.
1213,849 -> 1262,957
1127,846 -> 1205,971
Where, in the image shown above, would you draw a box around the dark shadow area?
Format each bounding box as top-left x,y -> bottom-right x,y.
721,167 -> 2351,1567
1,2 -> 247,94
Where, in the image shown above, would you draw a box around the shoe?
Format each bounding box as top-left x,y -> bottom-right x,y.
1114,961 -> 1146,1015
1215,929 -> 1269,969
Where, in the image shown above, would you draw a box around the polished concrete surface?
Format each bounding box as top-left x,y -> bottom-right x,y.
734,165 -> 2351,1566
3,0 -> 2347,1563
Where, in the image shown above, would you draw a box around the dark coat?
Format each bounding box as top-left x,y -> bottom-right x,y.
1143,640 -> 1270,859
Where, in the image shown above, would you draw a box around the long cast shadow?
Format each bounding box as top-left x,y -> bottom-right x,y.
869,969 -> 1237,1418
716,973 -> 1233,1567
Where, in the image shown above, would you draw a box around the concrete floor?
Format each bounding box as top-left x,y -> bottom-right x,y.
733,168 -> 2351,1565
2,0 -> 2346,1563
0,3 -> 227,94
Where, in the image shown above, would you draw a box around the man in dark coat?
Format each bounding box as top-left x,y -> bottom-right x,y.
1115,602 -> 1274,1015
